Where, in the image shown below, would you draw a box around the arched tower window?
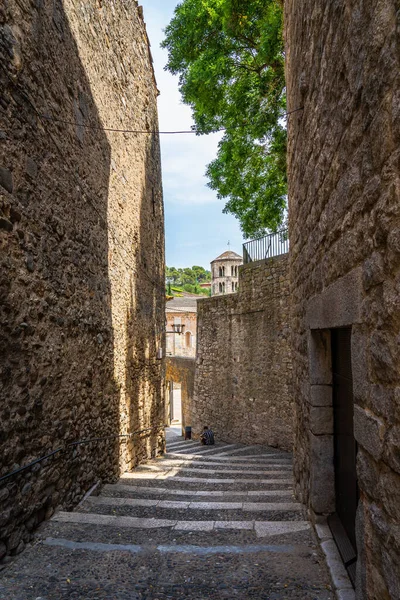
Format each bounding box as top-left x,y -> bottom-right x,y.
219,282 -> 222,293
232,282 -> 234,292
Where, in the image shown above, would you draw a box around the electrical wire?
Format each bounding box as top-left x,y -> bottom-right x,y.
1,65 -> 302,294
38,106 -> 304,135
0,425 -> 165,485
0,67 -> 166,295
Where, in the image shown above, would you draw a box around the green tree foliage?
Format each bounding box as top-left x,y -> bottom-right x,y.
162,0 -> 286,238
166,265 -> 211,289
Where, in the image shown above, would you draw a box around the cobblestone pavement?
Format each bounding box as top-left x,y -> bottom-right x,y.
0,428 -> 334,599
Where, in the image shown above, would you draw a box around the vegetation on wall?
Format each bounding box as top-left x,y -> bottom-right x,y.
162,0 -> 286,238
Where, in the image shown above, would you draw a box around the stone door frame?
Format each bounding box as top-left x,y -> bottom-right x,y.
305,267 -> 368,594
306,267 -> 364,514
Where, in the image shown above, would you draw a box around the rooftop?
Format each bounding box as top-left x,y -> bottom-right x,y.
165,294 -> 203,313
211,250 -> 242,263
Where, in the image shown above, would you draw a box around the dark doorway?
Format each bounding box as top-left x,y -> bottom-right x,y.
329,327 -> 358,586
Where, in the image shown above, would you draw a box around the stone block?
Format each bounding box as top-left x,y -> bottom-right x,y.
362,252 -> 385,290
308,330 -> 332,385
309,433 -> 335,514
354,405 -> 384,461
305,268 -> 363,329
25,157 -> 38,179
310,406 -> 333,435
310,385 -> 332,407
315,522 -> 332,540
337,590 -> 355,600
356,449 -> 380,495
0,217 -> 13,231
370,330 -> 399,384
321,539 -> 353,590
351,326 -> 370,405
379,468 -> 400,521
385,426 -> 400,474
355,502 -> 367,600
0,166 -> 13,193
382,544 -> 400,600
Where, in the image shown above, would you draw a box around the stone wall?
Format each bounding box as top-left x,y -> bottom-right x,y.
286,1 -> 400,597
0,0 -> 165,558
165,357 -> 196,434
193,255 -> 293,450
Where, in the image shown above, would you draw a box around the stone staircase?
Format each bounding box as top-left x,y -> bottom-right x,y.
0,429 -> 334,599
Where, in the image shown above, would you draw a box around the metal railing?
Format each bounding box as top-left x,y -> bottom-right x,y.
0,425 -> 165,486
243,229 -> 289,264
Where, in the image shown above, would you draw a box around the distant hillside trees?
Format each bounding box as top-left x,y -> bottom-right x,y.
166,266 -> 211,295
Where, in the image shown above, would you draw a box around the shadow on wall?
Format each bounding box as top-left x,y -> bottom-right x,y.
0,0 -> 163,557
121,125 -> 165,472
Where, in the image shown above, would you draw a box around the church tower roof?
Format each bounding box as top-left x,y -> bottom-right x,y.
211,250 -> 242,263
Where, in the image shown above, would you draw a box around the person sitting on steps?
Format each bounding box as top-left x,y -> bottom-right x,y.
200,425 -> 215,445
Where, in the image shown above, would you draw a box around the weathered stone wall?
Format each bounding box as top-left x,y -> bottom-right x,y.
0,0 -> 165,558
286,1 -> 400,597
193,255 -> 293,450
165,357 -> 195,434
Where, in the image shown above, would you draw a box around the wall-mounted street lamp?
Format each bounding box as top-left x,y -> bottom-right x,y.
166,324 -> 185,335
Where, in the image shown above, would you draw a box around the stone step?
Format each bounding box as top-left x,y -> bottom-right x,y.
149,459 -> 293,471
0,437 -> 334,600
166,440 -> 197,450
170,444 -> 240,456
164,453 -> 292,464
135,464 -> 293,476
102,483 -> 295,500
43,536 -> 310,556
52,511 -> 309,538
75,502 -> 305,524
212,445 -> 271,457
42,517 -> 314,548
119,473 -> 294,489
1,532 -> 334,600
85,496 -> 303,513
121,472 -> 294,484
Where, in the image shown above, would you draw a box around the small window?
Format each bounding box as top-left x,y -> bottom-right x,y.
232,282 -> 234,292
219,283 -> 222,293
222,282 -> 225,293
235,282 -> 238,291
231,266 -> 234,276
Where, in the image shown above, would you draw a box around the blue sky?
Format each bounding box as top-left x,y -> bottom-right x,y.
141,0 -> 245,270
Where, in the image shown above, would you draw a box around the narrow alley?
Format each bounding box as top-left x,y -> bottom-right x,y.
0,429 -> 334,600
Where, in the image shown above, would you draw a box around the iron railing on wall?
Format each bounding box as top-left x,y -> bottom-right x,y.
243,229 -> 289,264
0,425 -> 165,486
